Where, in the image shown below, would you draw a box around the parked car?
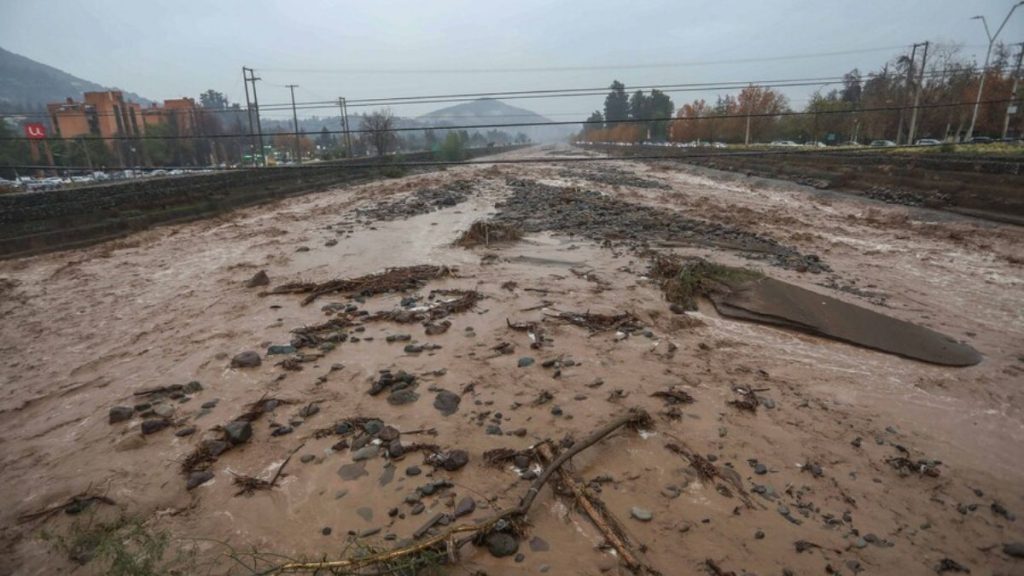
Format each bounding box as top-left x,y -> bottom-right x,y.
869,140 -> 897,147
804,141 -> 826,148
770,140 -> 799,147
914,138 -> 942,146
967,136 -> 994,144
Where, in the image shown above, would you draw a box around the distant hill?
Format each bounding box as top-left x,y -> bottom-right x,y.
419,98 -> 574,143
0,46 -> 152,115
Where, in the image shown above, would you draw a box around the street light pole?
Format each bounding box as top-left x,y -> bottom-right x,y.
1003,43 -> 1024,139
286,84 -> 301,165
966,1 -> 1024,140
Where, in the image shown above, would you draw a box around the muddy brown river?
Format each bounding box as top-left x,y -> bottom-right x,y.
1,146 -> 1021,575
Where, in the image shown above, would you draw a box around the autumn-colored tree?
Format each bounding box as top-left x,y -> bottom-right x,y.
670,99 -> 713,142
735,85 -> 789,144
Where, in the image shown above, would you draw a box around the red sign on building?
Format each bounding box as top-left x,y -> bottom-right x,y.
24,123 -> 47,139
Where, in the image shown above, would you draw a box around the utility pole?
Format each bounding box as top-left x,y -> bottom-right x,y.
243,67 -> 266,166
744,99 -> 751,146
286,84 -> 301,165
896,43 -> 918,145
907,41 -> 929,145
242,67 -> 257,166
344,98 -> 353,156
967,2 -> 1024,140
339,97 -> 353,157
1002,43 -> 1024,139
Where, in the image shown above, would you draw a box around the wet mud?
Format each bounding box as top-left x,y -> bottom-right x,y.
0,145 -> 1022,575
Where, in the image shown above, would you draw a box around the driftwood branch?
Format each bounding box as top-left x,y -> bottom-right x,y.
272,408 -> 651,573
536,442 -> 661,575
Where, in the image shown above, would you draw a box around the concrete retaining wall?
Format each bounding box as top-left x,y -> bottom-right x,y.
0,147 -> 518,259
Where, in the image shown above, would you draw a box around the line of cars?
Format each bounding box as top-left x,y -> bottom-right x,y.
577,137 -> 1021,150
869,136 -> 1022,147
0,168 -> 210,193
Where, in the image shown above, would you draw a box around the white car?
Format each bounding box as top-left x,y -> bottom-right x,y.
914,138 -> 941,146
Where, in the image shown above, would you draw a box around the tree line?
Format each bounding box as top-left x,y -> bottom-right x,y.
581,42 -> 1023,145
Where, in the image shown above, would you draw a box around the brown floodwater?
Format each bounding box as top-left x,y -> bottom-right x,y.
1,146 -> 1022,575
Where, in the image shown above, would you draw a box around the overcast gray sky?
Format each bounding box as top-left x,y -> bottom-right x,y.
2,0 -> 1020,120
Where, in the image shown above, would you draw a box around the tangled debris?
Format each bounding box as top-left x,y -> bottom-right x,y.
232,443 -> 305,496
558,166 -> 671,190
18,493 -> 116,523
264,265 -> 455,305
355,181 -> 473,222
506,318 -> 548,349
548,310 -> 643,332
651,388 -> 695,405
727,387 -> 763,412
366,289 -> 482,323
290,317 -> 356,349
454,221 -> 523,247
271,409 -> 653,574
648,255 -> 763,311
181,396 -> 290,483
485,178 -> 827,272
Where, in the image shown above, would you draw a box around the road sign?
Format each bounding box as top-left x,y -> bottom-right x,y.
24,123 -> 46,139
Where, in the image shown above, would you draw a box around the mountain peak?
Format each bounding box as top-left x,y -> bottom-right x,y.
0,46 -> 152,113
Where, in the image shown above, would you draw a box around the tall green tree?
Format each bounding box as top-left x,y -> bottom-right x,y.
647,89 -> 674,140
199,90 -> 229,110
603,81 -> 629,125
584,110 -> 604,134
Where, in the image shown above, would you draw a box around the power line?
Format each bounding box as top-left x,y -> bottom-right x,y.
251,45 -> 918,75
0,66 -> 985,120
0,98 -> 1010,143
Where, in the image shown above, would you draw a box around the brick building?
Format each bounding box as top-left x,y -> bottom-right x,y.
48,91 -> 145,140
49,91 -> 199,141
48,91 -> 202,166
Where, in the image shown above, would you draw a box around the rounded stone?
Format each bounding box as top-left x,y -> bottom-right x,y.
485,532 -> 519,558
230,351 -> 262,368
630,507 -> 653,521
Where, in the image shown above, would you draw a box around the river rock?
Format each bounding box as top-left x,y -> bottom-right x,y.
245,270 -> 270,288
141,418 -> 170,435
485,532 -> 519,557
223,420 -> 252,444
388,389 -> 420,406
630,506 -> 653,521
186,470 -> 214,490
267,344 -> 297,355
109,406 -> 133,424
1003,542 -> 1024,558
433,390 -> 461,415
454,496 -> 476,517
230,351 -> 261,368
352,445 -> 380,461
